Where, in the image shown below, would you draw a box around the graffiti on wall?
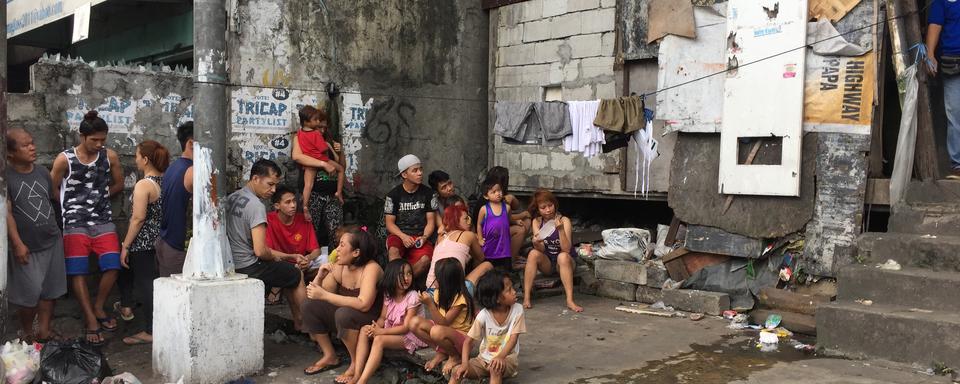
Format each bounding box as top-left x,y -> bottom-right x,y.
341,92 -> 374,186
364,97 -> 417,147
231,87 -> 319,135
65,86 -> 193,135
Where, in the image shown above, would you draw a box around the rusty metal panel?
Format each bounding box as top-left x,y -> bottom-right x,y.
657,5 -> 727,134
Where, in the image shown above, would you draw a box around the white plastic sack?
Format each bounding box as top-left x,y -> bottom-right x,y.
890,64 -> 919,207
654,224 -> 674,258
1,340 -> 40,384
596,228 -> 651,262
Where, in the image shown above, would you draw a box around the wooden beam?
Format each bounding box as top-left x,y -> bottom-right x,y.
482,0 -> 528,10
889,0 -> 939,180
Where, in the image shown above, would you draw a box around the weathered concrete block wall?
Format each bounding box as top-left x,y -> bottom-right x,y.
227,0 -> 489,198
491,0 -> 626,193
7,58 -> 194,225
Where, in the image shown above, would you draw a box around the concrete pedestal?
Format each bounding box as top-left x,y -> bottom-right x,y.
153,276 -> 264,384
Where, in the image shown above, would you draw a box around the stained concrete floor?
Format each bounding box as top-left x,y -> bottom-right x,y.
3,294 -> 955,383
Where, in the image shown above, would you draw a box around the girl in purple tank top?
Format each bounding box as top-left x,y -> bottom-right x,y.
476,178 -> 512,270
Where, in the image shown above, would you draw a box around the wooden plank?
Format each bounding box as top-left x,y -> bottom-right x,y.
664,216 -> 682,246
722,139 -> 764,215
868,17 -> 887,178
481,0 -> 527,10
685,225 -> 765,258
888,0 -> 938,180
757,287 -> 831,315
749,309 -> 817,335
864,178 -> 890,205
719,0 -> 808,196
663,248 -> 692,281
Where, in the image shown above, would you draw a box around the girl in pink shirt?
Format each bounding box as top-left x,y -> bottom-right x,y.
350,259 -> 427,384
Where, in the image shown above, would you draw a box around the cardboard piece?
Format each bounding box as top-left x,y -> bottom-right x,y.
646,0 -> 696,43
809,0 -> 861,22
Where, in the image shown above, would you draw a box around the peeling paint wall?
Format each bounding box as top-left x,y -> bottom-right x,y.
7,58 -> 194,228
491,0 -> 626,194
228,0 -> 489,197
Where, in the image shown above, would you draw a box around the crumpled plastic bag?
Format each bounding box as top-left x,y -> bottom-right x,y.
1,339 -> 40,384
102,372 -> 142,384
36,340 -> 112,384
596,228 -> 650,262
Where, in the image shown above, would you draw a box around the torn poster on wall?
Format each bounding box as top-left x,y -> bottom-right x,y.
65,86 -> 193,135
231,87 -> 319,135
341,91 -> 374,186
803,52 -> 875,134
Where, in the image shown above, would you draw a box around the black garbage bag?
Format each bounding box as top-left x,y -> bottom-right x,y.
34,340 -> 112,384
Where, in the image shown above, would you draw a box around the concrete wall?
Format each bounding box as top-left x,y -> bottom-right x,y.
491,0 -> 628,194
227,0 -> 489,199
7,57 -> 194,226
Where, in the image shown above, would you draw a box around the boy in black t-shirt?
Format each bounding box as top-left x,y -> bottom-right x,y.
385,154 -> 439,278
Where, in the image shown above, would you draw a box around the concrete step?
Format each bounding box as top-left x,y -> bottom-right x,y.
901,180 -> 960,207
837,265 -> 960,312
817,301 -> 960,367
888,203 -> 960,236
857,232 -> 960,272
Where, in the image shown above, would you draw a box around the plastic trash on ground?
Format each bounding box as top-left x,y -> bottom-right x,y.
36,340 -> 112,384
1,340 -> 40,384
758,330 -> 779,352
596,228 -> 650,262
650,301 -> 675,311
877,259 -> 902,271
103,372 -> 143,384
765,314 -> 782,329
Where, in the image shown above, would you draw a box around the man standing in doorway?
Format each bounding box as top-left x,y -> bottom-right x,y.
226,160 -> 307,329
50,111 -> 124,346
6,128 -> 67,343
928,0 -> 960,179
385,154 -> 438,279
157,122 -> 194,276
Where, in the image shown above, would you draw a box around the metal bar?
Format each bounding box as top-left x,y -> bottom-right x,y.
194,0 -> 229,195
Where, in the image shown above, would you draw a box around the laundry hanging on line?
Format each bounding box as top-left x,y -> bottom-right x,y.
494,101 -> 572,146
564,100 -> 605,158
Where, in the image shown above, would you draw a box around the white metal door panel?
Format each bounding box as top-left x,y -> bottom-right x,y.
719,0 -> 808,196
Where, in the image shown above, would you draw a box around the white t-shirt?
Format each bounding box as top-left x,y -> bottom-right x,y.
467,303 -> 527,362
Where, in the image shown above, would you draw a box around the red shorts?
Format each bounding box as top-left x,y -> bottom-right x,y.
386,235 -> 434,265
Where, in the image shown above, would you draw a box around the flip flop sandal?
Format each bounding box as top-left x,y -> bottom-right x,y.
122,334 -> 152,345
97,316 -> 118,332
36,330 -> 64,344
84,329 -> 106,347
114,301 -> 135,321
303,361 -> 342,376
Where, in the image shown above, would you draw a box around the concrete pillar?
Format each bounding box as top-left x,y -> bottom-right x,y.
153,277 -> 264,384
0,0 -> 9,337
152,1 -> 264,382
193,0 -> 228,195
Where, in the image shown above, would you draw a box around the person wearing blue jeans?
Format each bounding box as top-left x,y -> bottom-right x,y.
928,0 -> 960,179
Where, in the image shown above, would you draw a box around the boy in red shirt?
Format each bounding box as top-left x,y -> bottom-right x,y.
297,106 -> 344,220
266,185 -> 322,269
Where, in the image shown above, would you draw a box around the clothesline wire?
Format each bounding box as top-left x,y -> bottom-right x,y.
194,2 -> 931,105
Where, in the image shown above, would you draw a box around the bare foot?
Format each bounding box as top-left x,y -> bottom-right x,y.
425,353 -> 445,372
303,356 -> 340,375
523,299 -> 533,309
567,301 -> 584,313
442,356 -> 461,376
334,372 -> 355,384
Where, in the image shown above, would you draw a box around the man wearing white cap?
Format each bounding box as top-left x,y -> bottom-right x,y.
384,154 -> 439,278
